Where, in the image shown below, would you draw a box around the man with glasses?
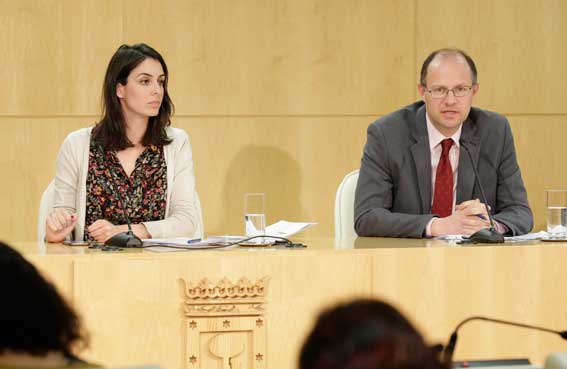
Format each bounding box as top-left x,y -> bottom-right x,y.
354,48 -> 532,238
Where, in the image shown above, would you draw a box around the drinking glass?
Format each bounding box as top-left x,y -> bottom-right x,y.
546,189 -> 567,239
244,193 -> 266,242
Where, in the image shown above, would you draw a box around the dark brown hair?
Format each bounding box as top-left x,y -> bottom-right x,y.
92,43 -> 174,150
299,299 -> 446,369
0,241 -> 88,357
420,48 -> 478,87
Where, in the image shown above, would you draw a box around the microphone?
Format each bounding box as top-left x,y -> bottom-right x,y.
460,142 -> 505,243
105,216 -> 143,248
96,144 -> 143,248
442,316 -> 567,367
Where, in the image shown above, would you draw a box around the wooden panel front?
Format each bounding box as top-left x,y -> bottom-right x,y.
71,250 -> 372,369
13,240 -> 567,368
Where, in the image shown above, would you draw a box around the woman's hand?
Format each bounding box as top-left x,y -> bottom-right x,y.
87,220 -> 126,243
46,208 -> 78,243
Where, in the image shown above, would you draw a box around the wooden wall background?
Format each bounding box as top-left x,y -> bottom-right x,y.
1,0 -> 566,241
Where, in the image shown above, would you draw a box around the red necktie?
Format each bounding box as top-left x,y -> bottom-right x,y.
432,138 -> 454,217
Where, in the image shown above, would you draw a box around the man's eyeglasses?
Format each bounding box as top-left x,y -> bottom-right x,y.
423,85 -> 474,99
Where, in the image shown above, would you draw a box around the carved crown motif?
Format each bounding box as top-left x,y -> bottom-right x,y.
180,276 -> 270,300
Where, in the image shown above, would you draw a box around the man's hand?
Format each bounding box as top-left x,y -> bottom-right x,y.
431,199 -> 491,236
455,198 -> 490,220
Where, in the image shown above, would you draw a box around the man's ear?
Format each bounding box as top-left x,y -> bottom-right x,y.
471,83 -> 480,97
417,84 -> 426,100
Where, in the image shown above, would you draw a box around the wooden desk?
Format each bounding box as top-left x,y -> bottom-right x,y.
13,238 -> 567,369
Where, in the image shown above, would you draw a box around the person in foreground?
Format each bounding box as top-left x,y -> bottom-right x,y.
354,48 -> 532,238
0,241 -> 96,368
299,299 -> 445,369
46,43 -> 201,243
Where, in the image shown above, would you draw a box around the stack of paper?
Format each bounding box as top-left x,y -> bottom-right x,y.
142,220 -> 317,252
265,220 -> 317,238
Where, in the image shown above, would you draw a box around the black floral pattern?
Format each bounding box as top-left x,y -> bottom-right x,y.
84,140 -> 167,240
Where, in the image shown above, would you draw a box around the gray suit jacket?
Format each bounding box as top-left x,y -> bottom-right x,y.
354,101 -> 533,238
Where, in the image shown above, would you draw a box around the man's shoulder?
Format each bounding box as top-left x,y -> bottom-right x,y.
469,106 -> 509,128
370,101 -> 424,131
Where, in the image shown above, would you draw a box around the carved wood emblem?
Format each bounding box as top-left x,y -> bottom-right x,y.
180,276 -> 270,369
180,276 -> 270,317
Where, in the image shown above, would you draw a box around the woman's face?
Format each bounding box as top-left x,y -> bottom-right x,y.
116,58 -> 165,122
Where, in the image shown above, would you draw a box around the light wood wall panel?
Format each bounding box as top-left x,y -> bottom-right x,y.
1,0 -> 566,243
122,0 -> 416,115
508,115 -> 567,232
0,118 -> 94,241
179,116 -> 370,236
0,116 -> 371,241
0,1 -> 123,115
4,114 -> 564,241
415,0 -> 567,114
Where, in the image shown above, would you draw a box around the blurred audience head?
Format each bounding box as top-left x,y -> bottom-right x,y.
0,241 -> 88,358
299,298 -> 445,369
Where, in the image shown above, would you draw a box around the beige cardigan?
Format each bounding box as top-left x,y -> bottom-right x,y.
52,126 -> 201,240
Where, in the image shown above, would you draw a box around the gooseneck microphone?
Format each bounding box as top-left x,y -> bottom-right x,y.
104,210 -> 143,248
442,316 -> 567,367
460,142 -> 505,243
96,144 -> 143,248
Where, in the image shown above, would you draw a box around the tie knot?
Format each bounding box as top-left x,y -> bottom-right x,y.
441,138 -> 453,154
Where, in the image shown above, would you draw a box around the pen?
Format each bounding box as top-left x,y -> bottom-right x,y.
187,238 -> 202,244
476,214 -> 487,220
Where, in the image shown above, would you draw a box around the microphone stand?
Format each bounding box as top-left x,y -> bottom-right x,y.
460,143 -> 504,244
442,316 -> 567,367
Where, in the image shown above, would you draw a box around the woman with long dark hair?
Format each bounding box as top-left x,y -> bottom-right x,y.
0,241 -> 94,367
45,43 -> 200,243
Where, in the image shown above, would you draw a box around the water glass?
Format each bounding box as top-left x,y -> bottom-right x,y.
244,193 -> 266,242
546,189 -> 567,238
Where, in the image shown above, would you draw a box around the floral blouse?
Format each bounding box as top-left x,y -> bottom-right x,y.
84,140 -> 167,241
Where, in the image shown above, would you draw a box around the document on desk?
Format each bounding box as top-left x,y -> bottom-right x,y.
141,221 -> 315,252
142,237 -> 244,252
434,235 -> 465,241
435,231 -> 546,243
265,220 -> 317,238
505,231 -> 546,241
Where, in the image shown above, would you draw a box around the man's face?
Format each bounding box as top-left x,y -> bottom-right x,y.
418,55 -> 478,136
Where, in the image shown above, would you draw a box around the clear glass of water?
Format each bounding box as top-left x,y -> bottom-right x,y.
244,193 -> 266,243
546,189 -> 567,239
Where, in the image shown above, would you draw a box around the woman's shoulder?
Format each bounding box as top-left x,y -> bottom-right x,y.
166,126 -> 189,141
62,127 -> 93,146
165,127 -> 191,150
57,127 -> 93,158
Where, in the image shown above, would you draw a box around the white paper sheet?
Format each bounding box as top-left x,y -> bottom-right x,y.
265,220 -> 317,238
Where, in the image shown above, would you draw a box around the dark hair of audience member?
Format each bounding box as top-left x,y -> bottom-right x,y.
299,299 -> 446,369
0,241 -> 88,358
92,43 -> 174,151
